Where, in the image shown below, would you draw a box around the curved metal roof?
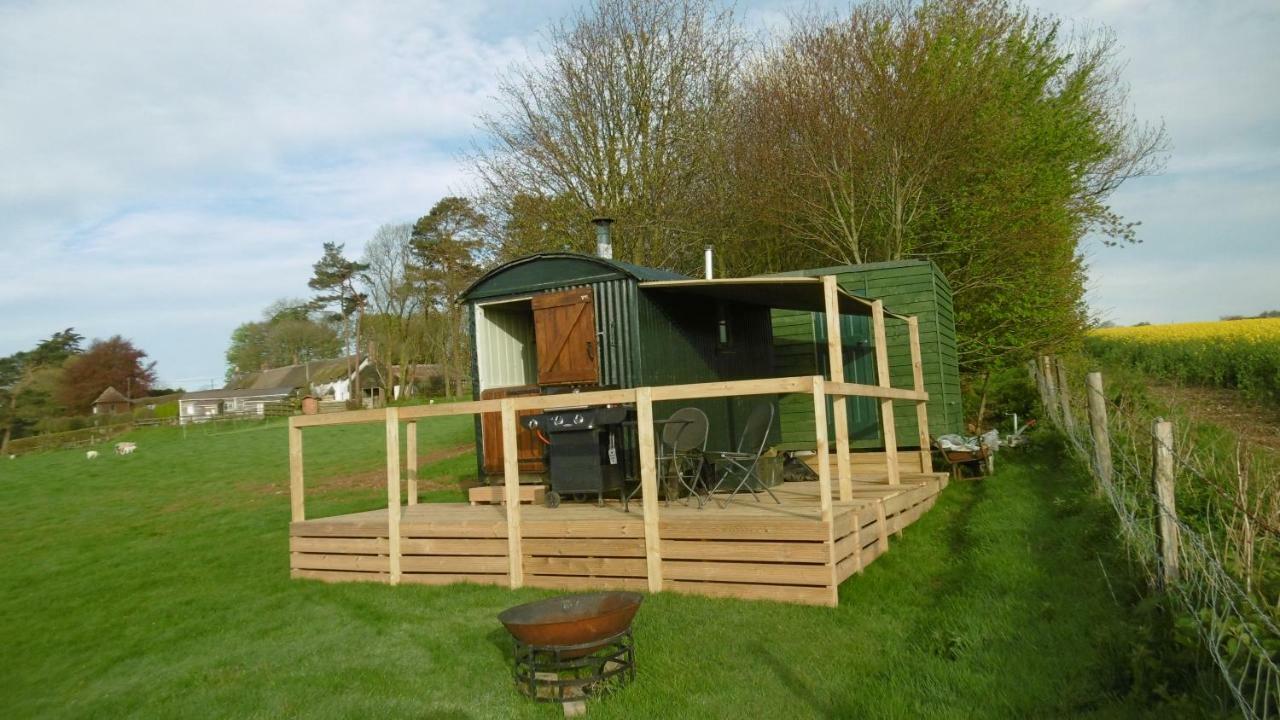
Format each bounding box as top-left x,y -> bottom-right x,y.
460,252 -> 687,301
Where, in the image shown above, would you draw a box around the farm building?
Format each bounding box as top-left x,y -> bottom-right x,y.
460,249 -> 933,478
179,386 -> 293,423
770,260 -> 962,454
91,386 -> 131,415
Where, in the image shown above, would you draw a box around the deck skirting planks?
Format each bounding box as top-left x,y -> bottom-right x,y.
289,477 -> 947,605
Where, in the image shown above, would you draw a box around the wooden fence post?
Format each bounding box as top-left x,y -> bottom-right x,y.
1054,357 -> 1076,435
1030,359 -> 1047,413
907,316 -> 932,473
385,407 -> 402,585
871,300 -> 900,485
501,399 -> 524,589
1152,419 -> 1180,586
1040,356 -> 1060,426
635,387 -> 663,592
1085,372 -> 1113,496
406,420 -> 418,506
288,418 -> 305,522
822,276 -> 853,502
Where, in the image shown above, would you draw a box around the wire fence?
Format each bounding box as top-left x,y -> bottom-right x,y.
1034,356 -> 1280,718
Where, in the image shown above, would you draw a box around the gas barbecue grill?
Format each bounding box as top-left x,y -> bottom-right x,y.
522,404 -> 632,507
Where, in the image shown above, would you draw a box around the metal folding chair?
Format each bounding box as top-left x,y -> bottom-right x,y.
706,403 -> 779,508
656,407 -> 709,508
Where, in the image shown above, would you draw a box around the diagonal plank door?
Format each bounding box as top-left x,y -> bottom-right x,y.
532,287 -> 600,386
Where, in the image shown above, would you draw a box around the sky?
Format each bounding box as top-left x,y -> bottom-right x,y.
1,0 -> 1276,389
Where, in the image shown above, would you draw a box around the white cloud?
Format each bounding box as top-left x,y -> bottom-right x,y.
0,1 -> 548,383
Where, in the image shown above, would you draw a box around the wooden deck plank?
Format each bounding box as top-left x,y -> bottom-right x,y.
525,575 -> 648,593
665,580 -> 833,606
524,556 -> 648,578
661,539 -> 828,563
289,536 -> 388,554
524,538 -> 645,557
399,573 -> 508,587
400,555 -> 508,573
291,553 -> 390,572
400,538 -> 507,555
663,560 -> 831,586
292,568 -> 388,584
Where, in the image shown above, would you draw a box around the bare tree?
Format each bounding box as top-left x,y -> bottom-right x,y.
472,0 -> 742,271
361,223 -> 420,399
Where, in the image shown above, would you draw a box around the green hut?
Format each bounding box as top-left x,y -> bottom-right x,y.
461,252 -> 777,476
459,250 -> 898,478
769,260 -> 962,450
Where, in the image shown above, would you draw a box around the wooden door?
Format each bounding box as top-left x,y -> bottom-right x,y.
532,287 -> 600,386
480,385 -> 546,475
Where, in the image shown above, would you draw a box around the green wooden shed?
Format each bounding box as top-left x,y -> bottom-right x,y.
461,252 -> 781,476
769,260 -> 962,450
459,251 -> 901,478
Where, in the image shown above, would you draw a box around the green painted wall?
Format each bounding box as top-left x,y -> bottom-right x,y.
636,293 -> 777,453
770,260 -> 962,450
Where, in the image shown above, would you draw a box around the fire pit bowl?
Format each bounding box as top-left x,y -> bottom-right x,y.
498,592 -> 643,652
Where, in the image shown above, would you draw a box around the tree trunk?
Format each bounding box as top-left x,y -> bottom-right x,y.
974,370 -> 992,432
352,299 -> 365,406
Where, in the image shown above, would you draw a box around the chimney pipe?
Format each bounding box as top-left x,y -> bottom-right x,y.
704,246 -> 714,280
592,217 -> 614,260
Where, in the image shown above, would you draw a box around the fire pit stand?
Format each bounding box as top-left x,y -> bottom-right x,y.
511,628 -> 635,703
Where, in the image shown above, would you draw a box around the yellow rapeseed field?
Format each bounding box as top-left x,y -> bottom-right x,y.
1091,318 -> 1280,344
1087,318 -> 1280,402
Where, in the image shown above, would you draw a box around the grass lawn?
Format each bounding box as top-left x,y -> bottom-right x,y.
0,419 -> 1208,718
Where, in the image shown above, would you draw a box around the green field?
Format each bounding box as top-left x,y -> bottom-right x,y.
0,420 -> 1218,718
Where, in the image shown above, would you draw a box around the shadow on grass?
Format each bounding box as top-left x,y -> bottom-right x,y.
750,642 -> 858,719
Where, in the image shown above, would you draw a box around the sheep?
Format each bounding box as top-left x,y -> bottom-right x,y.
115,442 -> 137,456
86,450 -> 99,460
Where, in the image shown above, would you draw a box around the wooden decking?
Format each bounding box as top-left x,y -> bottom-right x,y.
290,473 -> 948,606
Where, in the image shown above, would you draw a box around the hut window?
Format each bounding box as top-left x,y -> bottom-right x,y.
716,303 -> 732,350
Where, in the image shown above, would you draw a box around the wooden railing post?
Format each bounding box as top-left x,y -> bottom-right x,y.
1054,357 -> 1076,435
405,420 -> 418,506
385,407 -> 402,585
821,276 -> 853,502
1085,372 -> 1113,496
635,387 -> 663,592
288,418 -> 305,522
812,377 -> 833,523
812,376 -> 839,607
906,316 -> 932,473
1152,419 -> 1180,586
501,399 -> 524,588
871,300 -> 900,485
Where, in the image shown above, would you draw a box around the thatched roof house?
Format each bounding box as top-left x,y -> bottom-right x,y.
91,386 -> 131,415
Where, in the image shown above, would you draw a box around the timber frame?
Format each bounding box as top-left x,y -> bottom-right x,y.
287,276 -> 942,606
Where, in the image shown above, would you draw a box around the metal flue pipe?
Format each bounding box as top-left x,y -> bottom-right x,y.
592,217 -> 614,260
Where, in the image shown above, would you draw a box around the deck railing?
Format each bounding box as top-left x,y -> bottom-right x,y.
287,287 -> 932,605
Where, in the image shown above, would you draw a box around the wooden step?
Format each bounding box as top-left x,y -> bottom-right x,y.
468,484 -> 547,506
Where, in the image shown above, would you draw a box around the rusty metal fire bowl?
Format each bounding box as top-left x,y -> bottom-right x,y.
498,591 -> 642,651
498,592 -> 642,704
